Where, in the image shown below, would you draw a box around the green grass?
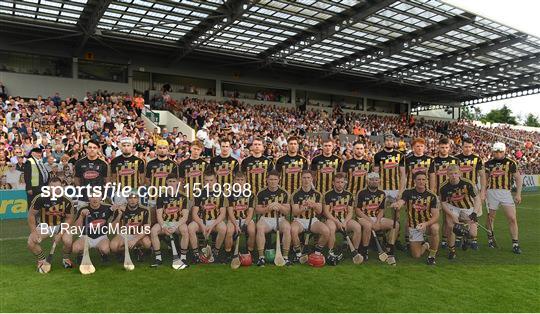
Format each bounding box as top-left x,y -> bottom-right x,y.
1,193 -> 539,312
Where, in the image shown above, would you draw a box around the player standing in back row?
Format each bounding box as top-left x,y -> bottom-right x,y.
241,138 -> 274,198
456,137 -> 487,201
311,139 -> 342,195
484,142 -> 523,254
428,137 -> 459,249
210,138 -> 239,186
275,136 -> 309,196
110,137 -> 145,189
341,141 -> 371,197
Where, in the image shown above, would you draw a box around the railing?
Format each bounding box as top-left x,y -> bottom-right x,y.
463,124 -> 540,149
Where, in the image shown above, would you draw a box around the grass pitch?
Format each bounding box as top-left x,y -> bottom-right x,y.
1,193 -> 539,312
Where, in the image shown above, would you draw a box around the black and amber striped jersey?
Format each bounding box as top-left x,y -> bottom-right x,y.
310,154 -> 342,195
428,155 -> 459,194
157,193 -> 189,222
178,158 -> 207,199
30,195 -> 73,226
210,155 -> 239,186
439,178 -> 477,209
110,155 -> 145,189
341,157 -> 371,196
256,187 -> 289,218
400,154 -> 433,189
355,188 -> 386,217
456,153 -> 484,185
118,205 -> 150,227
485,157 -> 518,190
241,155 -> 274,197
374,149 -> 403,190
324,189 -> 353,220
145,158 -> 178,201
228,194 -> 254,220
401,188 -> 438,228
292,188 -> 322,219
74,157 -> 108,187
194,189 -> 226,221
79,204 -> 114,239
275,154 -> 309,195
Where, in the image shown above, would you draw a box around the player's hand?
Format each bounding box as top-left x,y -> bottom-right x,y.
480,190 -> 487,202
416,223 -> 427,232
80,209 -> 90,217
514,194 -> 522,205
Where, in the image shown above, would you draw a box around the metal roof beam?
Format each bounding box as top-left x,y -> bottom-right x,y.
255,0 -> 397,70
74,0 -> 113,56
320,12 -> 476,78
427,52 -> 540,84
169,0 -> 256,65
380,33 -> 527,79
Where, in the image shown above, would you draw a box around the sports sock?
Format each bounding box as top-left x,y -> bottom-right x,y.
258,249 -> 264,257
154,250 -> 162,260
361,245 -> 369,255
471,237 -> 478,242
35,250 -> 45,262
512,239 -> 519,247
180,249 -> 188,260
283,249 -> 289,257
449,246 -> 456,252
441,235 -> 447,243
388,244 -> 395,255
293,245 -> 301,254
456,236 -> 462,242
405,235 -> 410,244
62,253 -> 70,260
428,249 -> 437,258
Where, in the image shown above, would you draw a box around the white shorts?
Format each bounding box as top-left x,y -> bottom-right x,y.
487,189 -> 514,210
295,218 -> 319,231
147,200 -> 157,208
87,235 -> 108,248
260,217 -> 287,231
448,204 -> 473,220
36,224 -> 61,237
384,190 -> 399,202
409,227 -> 425,242
162,221 -> 180,230
357,217 -> 378,223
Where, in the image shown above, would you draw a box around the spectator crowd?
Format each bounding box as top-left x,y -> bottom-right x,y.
1,88 -> 539,190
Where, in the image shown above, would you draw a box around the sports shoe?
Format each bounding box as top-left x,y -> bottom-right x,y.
512,245 -> 522,254
284,258 -> 292,266
62,258 -> 73,269
361,252 -> 369,262
470,241 -> 479,250
290,254 -> 300,264
440,241 -> 448,249
150,258 -> 162,267
427,256 -> 436,265
386,255 -> 396,266
257,257 -> 266,267
488,240 -> 495,248
455,238 -> 462,248
181,259 -> 190,268
448,250 -> 456,260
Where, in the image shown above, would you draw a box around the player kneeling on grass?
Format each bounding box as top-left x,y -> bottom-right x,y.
110,192 -> 152,262
225,172 -> 256,263
255,170 -> 291,266
392,171 -> 439,265
27,177 -> 74,272
188,169 -> 227,263
323,172 -> 360,264
73,195 -> 121,265
151,175 -> 190,267
439,165 -> 482,259
355,172 -> 398,265
291,170 -> 329,263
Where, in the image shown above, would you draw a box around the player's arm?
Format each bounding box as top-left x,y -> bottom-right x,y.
429,173 -> 436,194
398,166 -> 406,196
75,208 -> 89,227
440,201 -> 456,223
245,207 -> 254,223
156,207 -> 165,227
373,153 -> 380,174
110,160 -> 118,183
145,163 -> 152,186
215,206 -> 227,225
191,205 -> 204,231
344,206 -> 354,224
278,199 -> 291,216
179,208 -> 189,226
138,159 -> 145,187
309,198 -> 322,215
291,202 -> 302,216
226,206 -> 235,222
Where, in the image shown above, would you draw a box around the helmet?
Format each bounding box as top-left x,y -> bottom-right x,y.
326,254 -> 339,266
453,223 -> 470,237
308,252 -> 325,267
239,253 -> 252,266
265,249 -> 276,263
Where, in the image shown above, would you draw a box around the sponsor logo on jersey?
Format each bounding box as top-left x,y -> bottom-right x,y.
412,167 -> 427,174
216,168 -> 230,176
492,169 -> 505,177
352,169 -> 368,177
90,219 -> 107,227
320,166 -> 335,174
285,166 -> 302,174
333,204 -> 347,212
187,170 -> 202,177
436,169 -> 448,176
413,203 -> 427,211
154,171 -> 169,178
249,167 -> 265,174
383,161 -> 398,169
46,210 -> 65,217
165,206 -> 180,214
234,204 -> 248,211
450,194 -> 464,202
460,165 -> 473,172
203,203 -> 217,211
366,203 -> 379,211
119,168 -> 136,176
83,170 -> 100,179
